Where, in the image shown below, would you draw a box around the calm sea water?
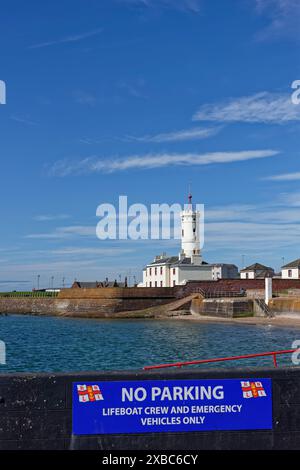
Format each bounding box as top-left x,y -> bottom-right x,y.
0,314 -> 299,373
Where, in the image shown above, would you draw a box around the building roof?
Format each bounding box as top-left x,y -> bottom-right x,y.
210,264 -> 238,268
146,256 -> 210,268
240,263 -> 273,273
148,256 -> 179,266
72,281 -> 126,288
282,258 -> 300,269
253,269 -> 274,279
176,257 -> 192,265
73,282 -> 99,288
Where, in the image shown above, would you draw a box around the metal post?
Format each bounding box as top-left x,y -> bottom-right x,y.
265,277 -> 272,305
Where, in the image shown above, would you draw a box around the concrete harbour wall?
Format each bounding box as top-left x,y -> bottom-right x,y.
270,298 -> 300,314
0,296 -> 175,318
191,298 -> 253,317
0,287 -> 177,317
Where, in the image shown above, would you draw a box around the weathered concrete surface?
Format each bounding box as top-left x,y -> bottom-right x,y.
58,286 -> 175,300
0,367 -> 299,450
270,297 -> 300,315
191,298 -> 253,318
0,293 -> 252,319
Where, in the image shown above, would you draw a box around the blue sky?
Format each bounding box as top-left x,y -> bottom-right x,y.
0,0 -> 300,290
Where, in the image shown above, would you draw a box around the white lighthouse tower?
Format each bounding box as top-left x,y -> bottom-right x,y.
180,192 -> 202,265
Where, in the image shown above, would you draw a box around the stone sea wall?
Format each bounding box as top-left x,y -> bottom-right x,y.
0,287 -> 177,318
2,286 -> 300,318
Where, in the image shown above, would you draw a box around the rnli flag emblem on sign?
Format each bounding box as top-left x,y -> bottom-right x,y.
77,384 -> 104,403
241,381 -> 267,398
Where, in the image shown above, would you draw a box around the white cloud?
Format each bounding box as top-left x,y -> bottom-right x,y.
255,0 -> 300,41
193,92 -> 300,124
279,191 -> 300,206
203,191 -> 300,257
34,214 -> 71,222
29,28 -> 103,49
10,115 -> 38,126
263,171 -> 300,182
51,247 -> 134,256
49,149 -> 279,176
26,226 -> 96,240
125,126 -> 221,143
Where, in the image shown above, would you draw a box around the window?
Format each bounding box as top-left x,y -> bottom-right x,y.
155,281 -> 157,287
155,267 -> 157,275
246,273 -> 249,279
288,269 -> 292,278
149,268 -> 152,275
173,268 -> 176,275
173,280 -> 176,286
182,229 -> 184,237
149,282 -> 152,287
160,281 -> 163,287
160,267 -> 163,275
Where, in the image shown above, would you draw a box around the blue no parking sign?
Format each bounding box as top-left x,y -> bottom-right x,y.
72,378 -> 273,435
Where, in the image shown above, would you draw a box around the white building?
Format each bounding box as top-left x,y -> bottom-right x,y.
281,258 -> 300,279
211,264 -> 240,280
240,263 -> 274,279
140,194 -> 238,287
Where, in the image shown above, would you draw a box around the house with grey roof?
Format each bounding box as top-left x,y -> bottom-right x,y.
240,263 -> 274,279
281,258 -> 300,279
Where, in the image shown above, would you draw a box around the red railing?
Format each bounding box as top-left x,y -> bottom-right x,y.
144,348 -> 298,370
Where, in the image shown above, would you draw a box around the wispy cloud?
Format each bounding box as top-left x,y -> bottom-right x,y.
117,78 -> 147,99
29,28 -> 103,49
10,114 -> 38,126
73,91 -> 97,106
203,190 -> 300,258
279,191 -> 300,206
193,92 -> 300,124
263,171 -> 300,182
255,0 -> 300,41
50,247 -> 134,256
0,280 -> 30,284
26,225 -> 95,240
34,214 -> 71,222
119,0 -> 202,13
125,126 -> 221,143
49,150 -> 279,176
